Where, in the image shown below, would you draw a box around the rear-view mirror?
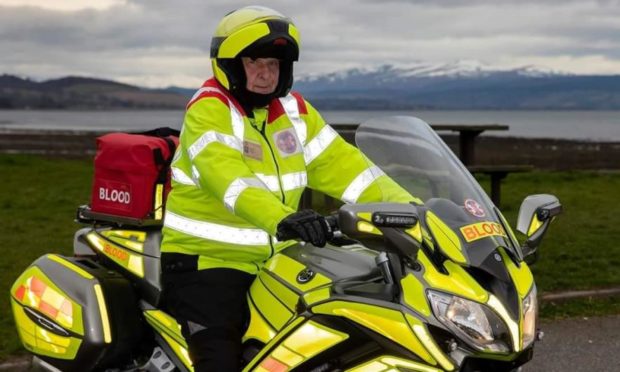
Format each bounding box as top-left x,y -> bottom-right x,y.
517,194 -> 562,259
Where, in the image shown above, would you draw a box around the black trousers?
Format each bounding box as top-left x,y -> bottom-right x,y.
161,253 -> 255,372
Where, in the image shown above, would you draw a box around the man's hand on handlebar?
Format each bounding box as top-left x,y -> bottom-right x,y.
276,209 -> 333,247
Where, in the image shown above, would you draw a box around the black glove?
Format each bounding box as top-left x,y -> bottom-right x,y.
276,210 -> 331,247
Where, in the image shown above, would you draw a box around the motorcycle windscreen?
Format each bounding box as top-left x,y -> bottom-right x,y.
355,116 -> 522,265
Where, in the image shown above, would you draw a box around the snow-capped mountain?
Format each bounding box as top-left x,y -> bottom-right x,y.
293,61 -> 619,110
297,60 -> 568,83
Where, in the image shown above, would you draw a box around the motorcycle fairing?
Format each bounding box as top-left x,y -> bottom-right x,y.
99,230 -> 148,253
143,310 -> 193,371
244,298 -> 277,344
336,202 -> 533,354
312,300 -> 450,369
143,231 -> 535,371
249,319 -> 349,371
85,231 -> 145,277
81,228 -> 163,306
241,244 -> 462,371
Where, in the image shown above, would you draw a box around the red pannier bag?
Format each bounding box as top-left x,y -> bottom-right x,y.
90,128 -> 180,221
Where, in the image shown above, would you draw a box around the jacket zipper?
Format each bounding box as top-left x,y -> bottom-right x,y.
251,120 -> 284,259
253,121 -> 286,203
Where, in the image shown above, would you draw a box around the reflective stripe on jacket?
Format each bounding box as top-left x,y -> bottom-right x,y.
161,78 -> 413,274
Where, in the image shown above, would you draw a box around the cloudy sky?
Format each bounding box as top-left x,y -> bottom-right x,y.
2,0 -> 620,88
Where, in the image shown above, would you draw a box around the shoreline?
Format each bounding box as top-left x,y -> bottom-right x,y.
445,135 -> 620,170
1,128 -> 619,170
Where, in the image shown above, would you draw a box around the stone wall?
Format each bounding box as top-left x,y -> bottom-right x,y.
1,128 -> 619,170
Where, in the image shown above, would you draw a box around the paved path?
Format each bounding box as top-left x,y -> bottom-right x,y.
2,315 -> 619,371
524,314 -> 620,372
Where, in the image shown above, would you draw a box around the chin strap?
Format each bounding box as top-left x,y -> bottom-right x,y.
235,89 -> 275,109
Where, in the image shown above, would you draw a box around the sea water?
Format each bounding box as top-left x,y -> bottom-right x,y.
1,109 -> 619,141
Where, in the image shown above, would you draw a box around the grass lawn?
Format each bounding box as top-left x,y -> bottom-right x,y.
540,296 -> 620,319
0,155 -> 92,360
1,155 -> 619,360
491,171 -> 620,292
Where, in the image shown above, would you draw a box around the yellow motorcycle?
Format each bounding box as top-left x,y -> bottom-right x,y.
10,116 -> 560,371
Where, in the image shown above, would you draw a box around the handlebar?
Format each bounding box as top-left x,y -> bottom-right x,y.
275,214 -> 340,242
325,214 -> 339,231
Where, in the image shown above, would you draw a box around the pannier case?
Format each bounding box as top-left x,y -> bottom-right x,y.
10,254 -> 144,372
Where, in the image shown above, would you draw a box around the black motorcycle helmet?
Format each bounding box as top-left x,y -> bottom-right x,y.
210,6 -> 300,108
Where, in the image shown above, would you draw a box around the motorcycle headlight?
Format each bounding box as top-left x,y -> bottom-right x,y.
428,291 -> 511,353
522,286 -> 538,348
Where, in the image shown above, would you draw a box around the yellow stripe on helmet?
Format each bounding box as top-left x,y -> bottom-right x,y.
217,23 -> 271,58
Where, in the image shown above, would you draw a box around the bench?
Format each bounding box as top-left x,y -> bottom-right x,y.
467,165 -> 533,207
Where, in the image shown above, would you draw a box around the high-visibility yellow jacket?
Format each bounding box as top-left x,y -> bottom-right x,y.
161,78 -> 415,274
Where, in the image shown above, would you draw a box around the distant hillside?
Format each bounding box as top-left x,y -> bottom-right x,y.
0,75 -> 187,109
3,62 -> 620,110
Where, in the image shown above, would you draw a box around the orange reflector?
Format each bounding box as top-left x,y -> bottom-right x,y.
260,356 -> 289,372
60,299 -> 72,316
19,276 -> 75,329
14,285 -> 26,301
39,301 -> 59,318
30,277 -> 46,297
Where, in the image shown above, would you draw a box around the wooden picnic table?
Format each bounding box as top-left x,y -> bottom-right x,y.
467,164 -> 532,207
428,124 -> 509,165
333,123 -> 509,165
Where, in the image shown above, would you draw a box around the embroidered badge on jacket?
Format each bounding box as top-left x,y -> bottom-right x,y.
273,128 -> 301,157
243,140 -> 263,161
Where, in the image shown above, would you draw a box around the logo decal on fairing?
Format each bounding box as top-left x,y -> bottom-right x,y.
460,222 -> 507,242
464,198 -> 486,218
297,268 -> 315,284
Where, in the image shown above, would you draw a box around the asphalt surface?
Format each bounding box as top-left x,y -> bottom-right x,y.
524,314 -> 620,372
1,315 -> 619,371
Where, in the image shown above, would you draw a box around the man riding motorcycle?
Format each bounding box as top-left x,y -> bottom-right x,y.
159,6 -> 417,371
